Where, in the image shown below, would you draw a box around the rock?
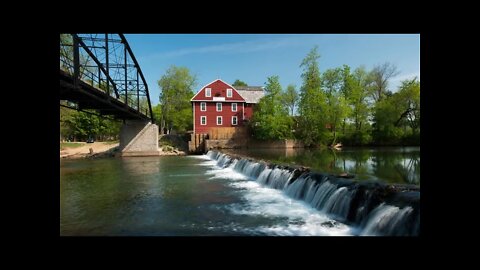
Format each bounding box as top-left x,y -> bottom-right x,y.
336,172 -> 355,179
321,221 -> 337,228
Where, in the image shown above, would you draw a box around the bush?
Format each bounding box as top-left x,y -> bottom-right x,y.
162,146 -> 174,152
339,130 -> 372,146
401,132 -> 420,146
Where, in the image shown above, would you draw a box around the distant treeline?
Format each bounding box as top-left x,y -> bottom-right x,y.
250,46 -> 420,147
60,103 -> 122,142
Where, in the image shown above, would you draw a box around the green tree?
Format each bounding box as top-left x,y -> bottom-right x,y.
342,66 -> 373,145
158,65 -> 196,134
61,105 -> 122,142
232,79 -> 248,87
251,76 -> 293,140
297,46 -> 329,146
152,103 -> 163,127
394,78 -> 420,135
137,97 -> 150,116
60,34 -> 73,73
369,62 -> 400,102
59,34 -> 96,81
322,68 -> 351,145
63,110 -> 100,141
281,84 -> 299,116
373,96 -> 404,144
322,68 -> 343,96
60,101 -> 75,141
372,77 -> 420,145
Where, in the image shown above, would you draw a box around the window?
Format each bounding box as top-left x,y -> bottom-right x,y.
200,102 -> 206,111
217,116 -> 222,125
227,88 -> 232,97
232,116 -> 238,125
200,116 -> 207,125
231,103 -> 237,112
205,88 -> 211,97
216,102 -> 222,112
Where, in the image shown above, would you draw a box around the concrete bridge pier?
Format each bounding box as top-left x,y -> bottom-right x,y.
119,120 -> 160,156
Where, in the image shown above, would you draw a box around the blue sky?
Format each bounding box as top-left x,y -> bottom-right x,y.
125,34 -> 420,105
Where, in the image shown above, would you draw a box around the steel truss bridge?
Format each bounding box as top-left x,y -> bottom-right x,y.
60,33 -> 154,121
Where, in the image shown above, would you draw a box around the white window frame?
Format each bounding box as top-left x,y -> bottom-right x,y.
205,88 -> 211,97
227,88 -> 232,98
231,103 -> 237,112
200,102 -> 206,112
216,116 -> 222,125
243,103 -> 245,120
200,116 -> 207,125
216,102 -> 222,112
232,116 -> 238,126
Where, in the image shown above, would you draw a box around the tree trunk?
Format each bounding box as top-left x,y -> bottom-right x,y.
331,115 -> 337,145
332,128 -> 337,145
161,118 -> 165,135
355,115 -> 359,132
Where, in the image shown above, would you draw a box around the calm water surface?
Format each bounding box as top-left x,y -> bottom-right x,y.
226,147 -> 420,185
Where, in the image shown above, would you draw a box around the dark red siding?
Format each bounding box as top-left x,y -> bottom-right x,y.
193,102 -> 245,134
191,79 -> 262,134
244,103 -> 255,120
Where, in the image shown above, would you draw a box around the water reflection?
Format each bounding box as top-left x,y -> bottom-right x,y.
227,147 -> 420,185
60,156 -> 258,235
121,157 -> 161,175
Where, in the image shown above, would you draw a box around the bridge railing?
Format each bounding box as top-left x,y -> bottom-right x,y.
60,34 -> 154,121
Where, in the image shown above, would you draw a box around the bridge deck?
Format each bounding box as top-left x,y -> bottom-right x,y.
59,69 -> 150,120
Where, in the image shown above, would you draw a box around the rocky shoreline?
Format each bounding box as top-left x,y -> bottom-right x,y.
60,145 -> 187,159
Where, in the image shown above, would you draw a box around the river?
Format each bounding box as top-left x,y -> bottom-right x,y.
60,147 -> 419,236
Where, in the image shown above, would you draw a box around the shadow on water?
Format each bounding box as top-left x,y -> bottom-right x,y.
227,147 -> 420,185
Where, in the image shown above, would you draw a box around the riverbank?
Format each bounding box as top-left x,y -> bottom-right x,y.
60,142 -> 119,159
60,141 -> 186,159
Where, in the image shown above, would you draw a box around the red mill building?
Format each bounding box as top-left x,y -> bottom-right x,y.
189,79 -> 264,152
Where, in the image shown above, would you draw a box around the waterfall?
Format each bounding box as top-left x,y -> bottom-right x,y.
283,174 -> 354,222
257,167 -> 294,190
360,203 -> 418,236
205,150 -> 420,236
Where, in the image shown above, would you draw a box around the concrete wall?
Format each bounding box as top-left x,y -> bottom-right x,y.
204,138 -> 248,150
246,139 -> 304,149
203,138 -> 304,153
188,133 -> 207,154
120,120 -> 160,156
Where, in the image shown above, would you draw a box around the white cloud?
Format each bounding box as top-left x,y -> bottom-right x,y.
146,38 -> 302,59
